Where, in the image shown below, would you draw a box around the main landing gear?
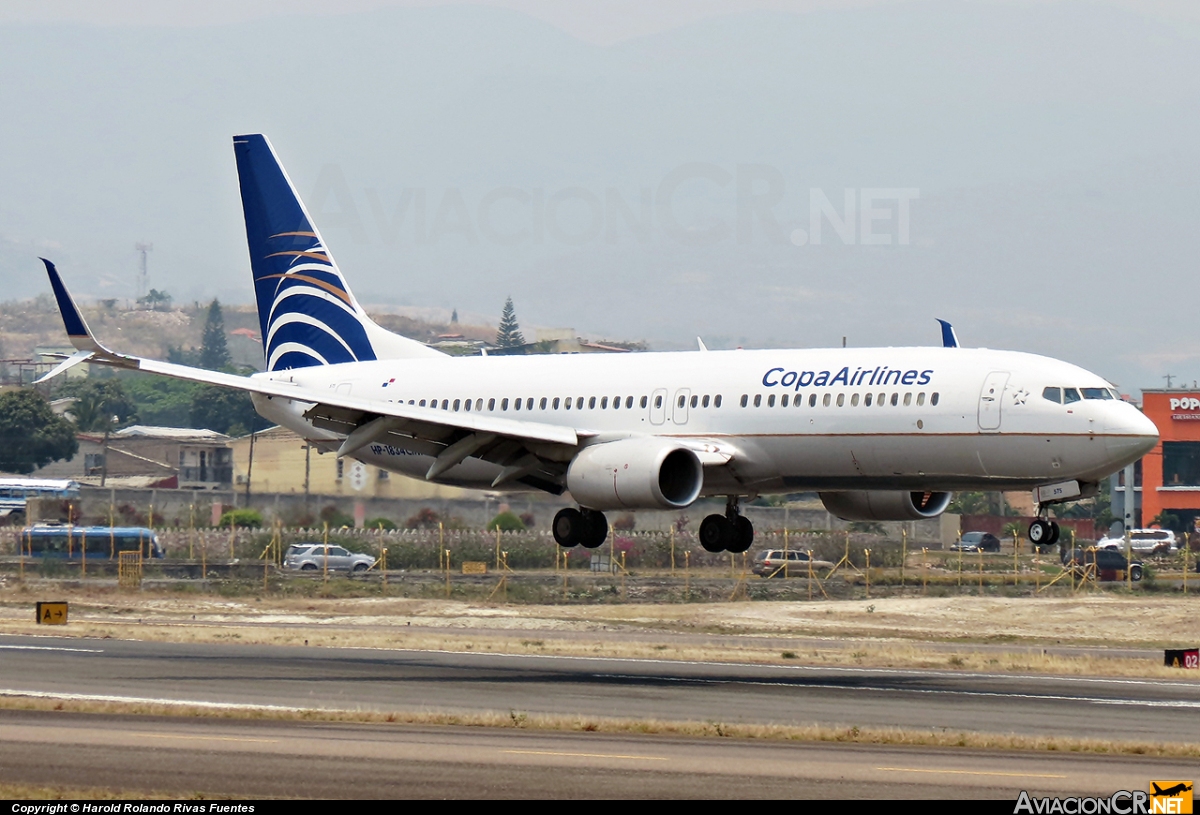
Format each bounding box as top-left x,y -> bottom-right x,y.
698,497 -> 754,554
1028,513 -> 1060,549
553,507 -> 608,549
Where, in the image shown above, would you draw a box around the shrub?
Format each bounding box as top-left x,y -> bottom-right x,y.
487,511 -> 526,532
319,504 -> 354,529
365,517 -> 397,531
405,508 -> 441,529
218,508 -> 263,528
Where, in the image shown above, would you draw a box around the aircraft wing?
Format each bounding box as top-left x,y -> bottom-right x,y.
39,259 -> 583,492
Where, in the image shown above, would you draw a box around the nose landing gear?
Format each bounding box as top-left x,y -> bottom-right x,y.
699,497 -> 754,554
553,507 -> 608,549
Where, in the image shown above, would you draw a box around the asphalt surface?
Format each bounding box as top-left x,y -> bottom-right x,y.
0,709 -> 1195,799
0,634 -> 1197,742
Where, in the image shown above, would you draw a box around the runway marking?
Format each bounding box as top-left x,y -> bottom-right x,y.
502,750 -> 667,761
130,731 -> 279,744
878,767 -> 1068,779
597,674 -> 1200,710
0,645 -> 103,653
0,689 -> 304,712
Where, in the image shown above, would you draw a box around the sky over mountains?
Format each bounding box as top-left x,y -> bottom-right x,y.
1,1 -> 1197,391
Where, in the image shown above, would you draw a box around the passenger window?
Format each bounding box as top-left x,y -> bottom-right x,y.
626,396 -> 633,408
780,394 -> 789,407
614,396 -> 622,410
864,393 -> 872,406
476,399 -> 483,411
877,393 -> 885,407
851,393 -> 859,407
690,395 -> 698,408
501,398 -> 508,410
640,396 -> 648,408
754,394 -> 762,407
563,397 -> 571,410
1042,387 -> 1061,404
702,395 -> 710,408
540,397 -> 547,410
678,394 -> 686,408
514,398 -> 521,411
577,397 -> 584,409
740,395 -> 748,407
767,394 -> 775,407
453,399 -> 461,411
1063,388 -> 1081,404
714,395 -> 722,408
890,393 -> 898,406
822,393 -> 831,407
654,395 -> 663,409
931,393 -> 940,406
809,394 -> 817,407
589,397 -> 596,409
836,393 -> 845,407
463,399 -> 471,411
903,393 -> 912,406
601,396 -> 609,409
553,398 -> 560,409
916,393 -> 925,406
419,399 -> 426,407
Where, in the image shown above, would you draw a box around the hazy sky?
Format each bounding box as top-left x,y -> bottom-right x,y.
1,1 -> 1198,394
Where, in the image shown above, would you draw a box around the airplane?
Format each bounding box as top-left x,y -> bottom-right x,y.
36,134 -> 1159,554
1151,783 -> 1193,798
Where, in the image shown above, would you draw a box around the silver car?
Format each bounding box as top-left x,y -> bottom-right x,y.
284,543 -> 375,573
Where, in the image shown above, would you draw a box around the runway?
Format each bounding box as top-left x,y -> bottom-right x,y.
0,634 -> 1197,742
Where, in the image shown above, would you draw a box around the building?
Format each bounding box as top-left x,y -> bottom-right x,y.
228,426 -> 466,500
31,425 -> 233,489
1132,389 -> 1200,531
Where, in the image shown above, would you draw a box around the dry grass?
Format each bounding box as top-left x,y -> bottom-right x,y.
1,586 -> 1199,680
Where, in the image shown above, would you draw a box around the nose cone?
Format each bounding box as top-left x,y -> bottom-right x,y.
1105,404 -> 1159,465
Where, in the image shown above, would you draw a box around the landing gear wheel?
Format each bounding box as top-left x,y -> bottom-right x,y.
580,509 -> 608,549
700,514 -> 732,553
1028,519 -> 1051,547
728,516 -> 754,554
553,508 -> 585,547
1047,521 -> 1061,546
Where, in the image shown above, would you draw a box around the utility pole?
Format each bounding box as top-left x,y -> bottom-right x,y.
135,242 -> 153,302
1164,373 -> 1175,389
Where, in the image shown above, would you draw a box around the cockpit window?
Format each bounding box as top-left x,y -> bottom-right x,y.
1063,388 -> 1081,404
1042,387 -> 1061,404
1081,388 -> 1113,400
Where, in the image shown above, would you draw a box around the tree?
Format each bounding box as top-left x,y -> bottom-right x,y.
137,288 -> 172,311
0,389 -> 79,474
190,386 -> 271,436
199,299 -> 232,371
495,296 -> 525,348
58,379 -> 138,432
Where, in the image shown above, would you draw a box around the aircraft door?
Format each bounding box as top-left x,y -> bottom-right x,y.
978,371 -> 1010,432
673,388 -> 691,425
650,389 -> 667,425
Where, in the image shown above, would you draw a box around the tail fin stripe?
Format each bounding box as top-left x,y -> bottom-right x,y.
266,318 -> 360,364
263,273 -> 354,306
270,347 -> 329,371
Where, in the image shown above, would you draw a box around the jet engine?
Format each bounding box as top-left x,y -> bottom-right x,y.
566,438 -> 703,510
819,490 -> 953,521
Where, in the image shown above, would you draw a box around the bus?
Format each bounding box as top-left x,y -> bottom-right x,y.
17,524 -> 165,559
0,478 -> 81,522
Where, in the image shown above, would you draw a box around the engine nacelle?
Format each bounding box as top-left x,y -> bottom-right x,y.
566,438 -> 703,511
819,490 -> 953,521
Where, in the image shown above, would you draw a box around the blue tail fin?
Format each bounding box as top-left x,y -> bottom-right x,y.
233,134 -> 438,370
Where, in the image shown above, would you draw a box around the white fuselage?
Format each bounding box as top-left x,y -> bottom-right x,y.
250,346 -> 1158,496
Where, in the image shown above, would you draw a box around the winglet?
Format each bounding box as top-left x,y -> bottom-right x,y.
41,258 -> 103,353
936,319 -> 959,349
697,337 -> 708,352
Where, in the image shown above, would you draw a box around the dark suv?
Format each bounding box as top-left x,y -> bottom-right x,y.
1061,547 -> 1143,581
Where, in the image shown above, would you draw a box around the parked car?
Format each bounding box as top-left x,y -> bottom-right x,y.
752,549 -> 835,577
1061,547 -> 1143,581
1096,529 -> 1175,555
283,543 -> 375,573
950,531 -> 1002,553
